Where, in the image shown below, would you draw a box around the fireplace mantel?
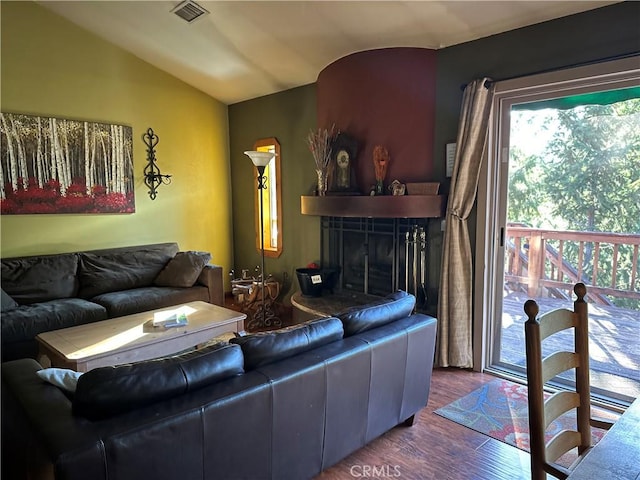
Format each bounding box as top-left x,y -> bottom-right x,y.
300,194 -> 446,218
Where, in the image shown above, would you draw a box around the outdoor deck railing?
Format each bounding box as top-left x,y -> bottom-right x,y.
505,226 -> 640,305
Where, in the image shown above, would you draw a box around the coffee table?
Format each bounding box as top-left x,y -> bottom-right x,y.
36,301 -> 246,372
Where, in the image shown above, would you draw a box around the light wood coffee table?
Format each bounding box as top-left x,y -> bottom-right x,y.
36,301 -> 246,372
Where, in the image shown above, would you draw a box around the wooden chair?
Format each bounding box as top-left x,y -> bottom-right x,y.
523,282 -> 613,480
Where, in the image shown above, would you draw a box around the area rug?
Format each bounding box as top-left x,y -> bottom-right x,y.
435,378 -> 616,466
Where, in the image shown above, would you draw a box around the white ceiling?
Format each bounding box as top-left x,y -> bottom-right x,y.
40,1 -> 618,105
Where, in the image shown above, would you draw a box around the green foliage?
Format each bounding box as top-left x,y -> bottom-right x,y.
507,97 -> 640,309
543,102 -> 640,233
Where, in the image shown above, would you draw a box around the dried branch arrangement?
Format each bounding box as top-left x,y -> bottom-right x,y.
373,145 -> 390,181
306,125 -> 336,173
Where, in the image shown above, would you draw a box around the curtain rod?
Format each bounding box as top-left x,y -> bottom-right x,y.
460,50 -> 640,91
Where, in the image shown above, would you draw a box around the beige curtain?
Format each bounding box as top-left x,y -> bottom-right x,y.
436,78 -> 494,368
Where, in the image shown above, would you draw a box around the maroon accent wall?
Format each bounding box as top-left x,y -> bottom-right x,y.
317,48 -> 437,194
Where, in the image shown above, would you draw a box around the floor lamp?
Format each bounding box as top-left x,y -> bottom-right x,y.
244,150 -> 280,330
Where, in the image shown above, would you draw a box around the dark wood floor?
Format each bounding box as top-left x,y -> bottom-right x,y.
316,368 -> 532,480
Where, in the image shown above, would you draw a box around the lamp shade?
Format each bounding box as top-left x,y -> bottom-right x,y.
244,151 -> 275,167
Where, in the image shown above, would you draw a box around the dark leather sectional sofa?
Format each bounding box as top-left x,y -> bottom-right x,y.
1,291 -> 437,480
0,243 -> 224,362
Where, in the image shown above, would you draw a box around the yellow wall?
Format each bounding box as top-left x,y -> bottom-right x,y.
0,2 -> 232,276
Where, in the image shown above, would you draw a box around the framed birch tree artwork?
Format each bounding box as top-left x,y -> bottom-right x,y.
0,112 -> 134,214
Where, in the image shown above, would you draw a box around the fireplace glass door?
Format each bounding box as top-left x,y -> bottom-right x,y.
321,217 -> 430,303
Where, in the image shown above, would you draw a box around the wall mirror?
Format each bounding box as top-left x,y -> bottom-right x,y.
254,137 -> 282,258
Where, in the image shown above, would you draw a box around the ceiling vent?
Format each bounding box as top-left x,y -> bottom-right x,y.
172,0 -> 209,23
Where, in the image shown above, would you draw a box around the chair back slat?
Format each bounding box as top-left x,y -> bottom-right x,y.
546,430 -> 582,463
542,351 -> 578,384
539,309 -> 576,340
544,391 -> 580,430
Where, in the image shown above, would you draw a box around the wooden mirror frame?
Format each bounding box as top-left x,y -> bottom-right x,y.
254,137 -> 282,258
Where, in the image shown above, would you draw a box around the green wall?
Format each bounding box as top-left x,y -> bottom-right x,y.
0,2 -> 233,284
228,84 -> 318,301
228,2 -> 640,304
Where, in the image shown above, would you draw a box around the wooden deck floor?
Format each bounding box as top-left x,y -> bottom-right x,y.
500,292 -> 640,399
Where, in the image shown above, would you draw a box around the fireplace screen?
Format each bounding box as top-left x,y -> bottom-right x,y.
320,217 -> 430,304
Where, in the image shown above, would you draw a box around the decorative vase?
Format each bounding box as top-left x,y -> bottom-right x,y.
317,169 -> 328,196
375,179 -> 385,196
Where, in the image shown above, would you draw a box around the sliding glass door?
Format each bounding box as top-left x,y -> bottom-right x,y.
477,58 -> 640,406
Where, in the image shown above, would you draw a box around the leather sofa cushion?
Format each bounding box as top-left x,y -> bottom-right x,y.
231,317 -> 344,370
91,285 -> 209,317
154,251 -> 211,288
338,290 -> 416,336
73,343 -> 244,421
78,243 -> 179,298
1,253 -> 79,304
0,298 -> 108,342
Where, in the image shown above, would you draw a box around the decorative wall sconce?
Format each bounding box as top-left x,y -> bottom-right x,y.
142,127 -> 172,200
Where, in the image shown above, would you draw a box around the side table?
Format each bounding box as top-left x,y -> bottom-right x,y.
232,278 -> 281,331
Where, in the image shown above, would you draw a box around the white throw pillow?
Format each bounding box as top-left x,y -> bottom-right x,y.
36,368 -> 83,393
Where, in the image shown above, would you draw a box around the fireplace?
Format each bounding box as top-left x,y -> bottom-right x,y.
302,194 -> 446,314
320,217 -> 432,308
